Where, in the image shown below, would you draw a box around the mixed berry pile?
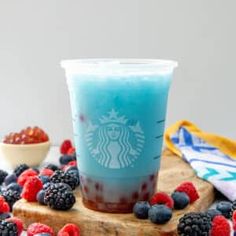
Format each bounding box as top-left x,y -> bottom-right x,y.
0,217 -> 80,236
0,139 -> 80,235
0,138 -> 236,235
3,127 -> 49,144
132,181 -> 236,235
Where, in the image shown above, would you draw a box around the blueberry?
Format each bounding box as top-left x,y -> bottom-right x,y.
148,204 -> 172,224
59,155 -> 76,165
36,190 -> 46,205
39,175 -> 50,184
34,234 -> 51,236
6,183 -> 22,193
133,201 -> 150,219
4,174 -> 17,186
43,182 -> 51,190
206,209 -> 222,220
216,201 -> 232,219
0,213 -> 11,220
171,191 -> 190,209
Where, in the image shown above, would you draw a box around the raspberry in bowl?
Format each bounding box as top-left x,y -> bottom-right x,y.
0,126 -> 50,168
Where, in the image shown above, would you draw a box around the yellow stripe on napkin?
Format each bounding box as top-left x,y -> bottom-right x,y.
164,120 -> 236,160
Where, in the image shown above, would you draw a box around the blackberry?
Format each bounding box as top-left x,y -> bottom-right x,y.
0,220 -> 18,236
178,212 -> 211,236
66,169 -> 80,186
0,170 -> 8,185
14,164 -> 29,177
44,163 -> 59,171
2,189 -> 21,211
44,183 -> 75,210
231,200 -> 236,218
6,183 -> 22,194
50,170 -> 79,190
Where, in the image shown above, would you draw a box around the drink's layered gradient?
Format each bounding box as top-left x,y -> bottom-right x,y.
62,60 -> 176,213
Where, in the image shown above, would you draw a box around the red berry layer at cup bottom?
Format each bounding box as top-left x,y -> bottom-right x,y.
80,172 -> 158,213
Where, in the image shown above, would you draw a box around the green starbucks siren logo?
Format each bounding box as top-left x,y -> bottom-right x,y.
85,109 -> 145,169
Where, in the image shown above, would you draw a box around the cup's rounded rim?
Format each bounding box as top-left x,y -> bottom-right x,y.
0,141 -> 50,148
61,58 -> 178,75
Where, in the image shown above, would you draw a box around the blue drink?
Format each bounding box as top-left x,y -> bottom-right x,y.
61,59 -> 177,212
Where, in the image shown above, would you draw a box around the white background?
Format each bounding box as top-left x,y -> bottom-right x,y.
0,0 -> 236,145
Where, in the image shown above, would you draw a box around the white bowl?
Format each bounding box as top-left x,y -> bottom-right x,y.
0,141 -> 50,168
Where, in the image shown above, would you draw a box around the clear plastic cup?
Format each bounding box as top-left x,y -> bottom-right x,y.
61,59 -> 177,213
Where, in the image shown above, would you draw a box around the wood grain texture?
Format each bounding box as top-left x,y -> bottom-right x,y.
13,150 -> 215,236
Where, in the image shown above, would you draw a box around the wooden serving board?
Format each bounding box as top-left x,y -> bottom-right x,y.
13,150 -> 215,236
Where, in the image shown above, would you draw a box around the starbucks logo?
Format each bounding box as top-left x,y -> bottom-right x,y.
85,109 -> 145,169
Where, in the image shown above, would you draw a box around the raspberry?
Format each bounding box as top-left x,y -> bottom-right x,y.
60,140 -> 73,155
233,210 -> 236,230
67,161 -> 77,167
67,147 -> 76,155
58,223 -> 80,236
27,223 -> 54,236
17,169 -> 38,187
210,215 -> 230,236
6,217 -> 23,236
40,168 -> 54,177
21,176 -> 43,202
175,181 -> 199,203
0,195 -> 10,213
150,192 -> 174,209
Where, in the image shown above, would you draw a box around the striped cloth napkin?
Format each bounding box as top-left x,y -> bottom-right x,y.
165,120 -> 236,201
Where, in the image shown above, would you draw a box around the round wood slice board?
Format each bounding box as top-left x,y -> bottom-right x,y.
13,150 -> 215,236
